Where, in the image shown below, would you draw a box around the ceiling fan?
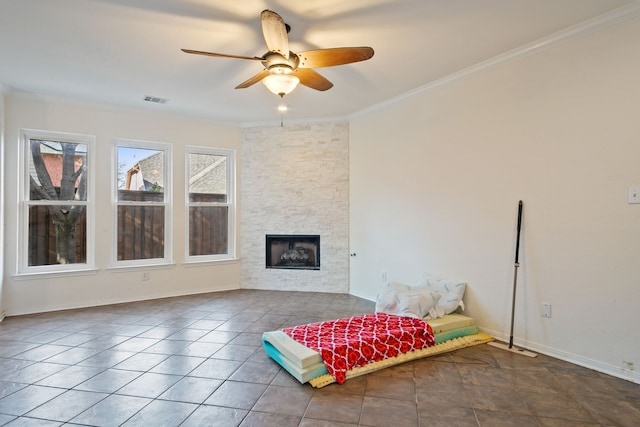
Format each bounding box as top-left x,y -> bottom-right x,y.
182,9 -> 374,97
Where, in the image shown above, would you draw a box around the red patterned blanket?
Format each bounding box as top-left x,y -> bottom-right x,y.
283,312 -> 435,384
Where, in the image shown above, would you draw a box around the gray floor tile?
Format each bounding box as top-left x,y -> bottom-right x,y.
0,341 -> 39,358
23,331 -> 71,344
111,337 -> 159,353
0,382 -> 28,400
0,384 -> 65,415
212,344 -> 258,361
365,375 -> 416,401
36,365 -> 104,389
115,372 -> 182,398
141,339 -> 191,355
12,345 -> 70,362
228,360 -> 280,384
2,417 -> 63,426
204,380 -> 267,409
76,349 -> 135,368
1,362 -> 68,386
176,341 -> 224,357
252,384 -> 313,417
0,357 -> 34,376
24,389 -> 107,422
418,404 -> 478,427
69,394 -> 151,427
43,346 -> 102,365
197,330 -> 239,344
158,376 -> 223,403
181,405 -> 248,427
112,352 -> 169,371
120,399 -> 197,426
475,409 -> 540,427
465,384 -> 532,415
136,326 -> 181,339
165,328 -> 209,341
239,411 -> 300,427
360,395 -> 419,427
73,368 -> 142,393
148,355 -> 206,375
78,335 -> 129,350
188,357 -> 243,380
0,413 -> 15,425
304,392 -> 363,424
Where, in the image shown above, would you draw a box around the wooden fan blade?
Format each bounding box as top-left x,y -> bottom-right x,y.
261,10 -> 289,59
181,49 -> 263,61
297,47 -> 374,68
235,69 -> 270,89
293,68 -> 333,91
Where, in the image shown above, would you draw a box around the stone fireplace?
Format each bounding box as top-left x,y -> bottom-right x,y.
240,122 -> 348,292
266,235 -> 320,270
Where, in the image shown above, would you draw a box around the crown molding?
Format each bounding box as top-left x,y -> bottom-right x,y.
350,1 -> 640,120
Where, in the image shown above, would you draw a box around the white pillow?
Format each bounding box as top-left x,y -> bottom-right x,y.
375,282 -> 441,319
416,274 -> 466,319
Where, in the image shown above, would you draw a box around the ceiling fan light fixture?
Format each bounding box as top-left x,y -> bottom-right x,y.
262,73 -> 299,97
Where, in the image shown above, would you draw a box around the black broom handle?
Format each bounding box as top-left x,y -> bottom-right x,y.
515,200 -> 523,265
508,200 -> 523,348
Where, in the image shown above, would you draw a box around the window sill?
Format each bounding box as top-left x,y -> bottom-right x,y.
106,263 -> 176,273
181,258 -> 239,268
13,268 -> 99,280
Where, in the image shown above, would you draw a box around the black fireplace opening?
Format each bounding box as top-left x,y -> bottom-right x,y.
266,234 -> 320,270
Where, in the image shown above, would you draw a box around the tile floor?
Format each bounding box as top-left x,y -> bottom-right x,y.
0,289 -> 639,426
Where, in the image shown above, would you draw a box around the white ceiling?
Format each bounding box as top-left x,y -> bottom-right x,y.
1,0 -> 637,125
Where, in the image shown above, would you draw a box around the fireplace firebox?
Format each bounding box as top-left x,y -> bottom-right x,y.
266,234 -> 320,270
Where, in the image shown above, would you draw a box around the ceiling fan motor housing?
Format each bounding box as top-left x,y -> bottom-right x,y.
263,52 -> 299,74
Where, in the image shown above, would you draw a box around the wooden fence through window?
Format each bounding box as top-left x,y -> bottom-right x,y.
28,205 -> 87,266
189,192 -> 228,256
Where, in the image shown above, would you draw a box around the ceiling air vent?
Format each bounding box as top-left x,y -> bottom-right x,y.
143,95 -> 169,104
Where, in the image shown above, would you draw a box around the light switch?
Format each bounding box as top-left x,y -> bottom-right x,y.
629,187 -> 640,204
542,303 -> 552,318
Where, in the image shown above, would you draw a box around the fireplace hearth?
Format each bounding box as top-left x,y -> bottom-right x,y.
266,234 -> 320,270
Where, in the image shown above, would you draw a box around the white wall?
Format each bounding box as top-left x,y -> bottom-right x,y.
0,87 -> 5,319
240,122 -> 349,293
349,17 -> 640,383
3,94 -> 243,315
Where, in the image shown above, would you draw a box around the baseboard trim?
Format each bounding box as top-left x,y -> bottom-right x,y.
481,327 -> 640,385
3,286 -> 240,318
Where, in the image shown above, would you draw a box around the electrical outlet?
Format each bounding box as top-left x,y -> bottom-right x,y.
629,187 -> 640,204
142,272 -> 149,281
542,303 -> 552,318
381,271 -> 387,283
622,361 -> 634,371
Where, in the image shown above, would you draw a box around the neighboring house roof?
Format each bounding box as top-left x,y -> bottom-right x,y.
125,152 -> 164,191
189,154 -> 227,195
124,152 -> 227,195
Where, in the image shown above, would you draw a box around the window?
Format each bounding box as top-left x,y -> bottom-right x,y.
114,139 -> 172,266
185,147 -> 235,261
19,129 -> 95,274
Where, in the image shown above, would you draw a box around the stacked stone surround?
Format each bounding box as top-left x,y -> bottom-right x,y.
240,121 -> 349,293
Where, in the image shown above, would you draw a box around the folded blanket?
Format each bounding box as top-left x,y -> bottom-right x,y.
283,312 -> 435,384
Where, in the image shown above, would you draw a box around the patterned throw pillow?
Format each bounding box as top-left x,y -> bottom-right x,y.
416,274 -> 466,319
375,282 -> 441,319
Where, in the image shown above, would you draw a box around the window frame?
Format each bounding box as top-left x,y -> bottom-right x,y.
112,138 -> 173,268
184,146 -> 236,263
18,129 -> 96,276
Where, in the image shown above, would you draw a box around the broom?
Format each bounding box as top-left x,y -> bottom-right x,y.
488,200 -> 537,357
